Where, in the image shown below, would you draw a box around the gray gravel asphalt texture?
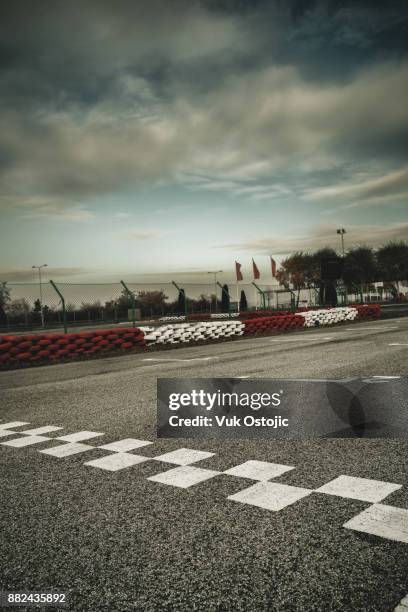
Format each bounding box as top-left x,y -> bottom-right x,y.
0,317 -> 407,612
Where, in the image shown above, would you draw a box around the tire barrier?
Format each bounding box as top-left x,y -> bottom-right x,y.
239,310 -> 292,319
298,307 -> 358,327
142,320 -> 245,345
0,305 -> 381,369
0,327 -> 145,368
244,314 -> 305,335
354,304 -> 381,319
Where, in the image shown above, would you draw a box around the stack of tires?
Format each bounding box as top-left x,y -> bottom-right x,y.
298,307 -> 358,327
0,327 -> 145,368
354,304 -> 381,319
142,321 -> 244,345
244,315 -> 304,336
240,310 -> 292,319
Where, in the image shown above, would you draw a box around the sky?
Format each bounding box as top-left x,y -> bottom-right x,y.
0,0 -> 407,285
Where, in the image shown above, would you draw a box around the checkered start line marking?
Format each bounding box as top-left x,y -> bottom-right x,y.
1,421 -> 407,544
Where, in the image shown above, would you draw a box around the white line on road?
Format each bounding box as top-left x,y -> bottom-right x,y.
0,429 -> 19,438
269,336 -> 334,342
21,426 -> 63,436
40,442 -> 95,457
344,504 -> 408,544
98,439 -> 152,452
142,357 -> 216,362
1,435 -> 51,447
345,328 -> 399,333
56,431 -> 104,443
372,375 -> 401,379
0,421 -> 30,430
394,594 -> 408,612
147,465 -> 220,488
228,481 -> 312,512
85,452 -> 150,472
389,343 -> 408,346
315,475 -> 402,503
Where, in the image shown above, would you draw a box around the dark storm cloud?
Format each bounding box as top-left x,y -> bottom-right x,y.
0,0 -> 408,216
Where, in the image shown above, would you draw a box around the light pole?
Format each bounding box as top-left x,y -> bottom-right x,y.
336,228 -> 346,257
32,264 -> 48,327
207,270 -> 223,313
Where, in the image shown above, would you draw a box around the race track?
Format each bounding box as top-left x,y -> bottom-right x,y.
1,317 -> 407,611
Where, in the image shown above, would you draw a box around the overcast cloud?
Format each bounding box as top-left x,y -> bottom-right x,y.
1,0 -> 407,279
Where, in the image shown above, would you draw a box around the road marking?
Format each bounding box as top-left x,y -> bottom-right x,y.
228,481 -> 312,511
2,420 -> 408,545
1,435 -> 51,447
347,326 -> 398,331
40,442 -> 95,457
389,343 -> 408,346
0,421 -> 30,429
372,375 -> 401,379
152,448 -> 215,465
56,431 -> 104,442
394,595 -> 408,612
142,357 -> 216,362
147,465 -> 220,488
270,336 -> 334,342
98,438 -> 152,452
20,426 -> 63,436
0,430 -> 19,438
84,452 -> 149,472
224,460 -> 295,481
344,504 -> 408,544
315,475 -> 402,503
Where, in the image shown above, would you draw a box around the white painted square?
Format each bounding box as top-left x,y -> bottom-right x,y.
98,438 -> 152,453
344,503 -> 408,543
0,429 -> 18,438
224,460 -> 295,481
228,481 -> 312,511
84,452 -> 149,472
152,448 -> 215,465
147,465 -> 220,488
0,421 -> 29,429
1,435 -> 51,447
40,443 -> 94,458
316,475 -> 402,503
21,426 -> 63,436
56,431 -> 104,443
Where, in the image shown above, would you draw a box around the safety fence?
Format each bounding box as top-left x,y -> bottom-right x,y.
1,280 -> 292,333
0,304 -> 380,369
1,279 -> 388,334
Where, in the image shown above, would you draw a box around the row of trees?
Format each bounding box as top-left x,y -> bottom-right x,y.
277,242 -> 407,289
1,241 -> 406,327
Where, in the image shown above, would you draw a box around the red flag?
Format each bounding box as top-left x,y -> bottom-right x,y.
235,261 -> 243,281
270,256 -> 277,278
252,258 -> 260,280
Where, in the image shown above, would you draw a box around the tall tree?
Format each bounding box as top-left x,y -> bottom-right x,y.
221,284 -> 230,313
177,288 -> 186,315
376,241 -> 408,282
343,246 -> 378,289
239,290 -> 248,311
136,290 -> 167,316
0,281 -> 11,324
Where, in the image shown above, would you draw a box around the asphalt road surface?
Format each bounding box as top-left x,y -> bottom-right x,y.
1,318 -> 407,611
